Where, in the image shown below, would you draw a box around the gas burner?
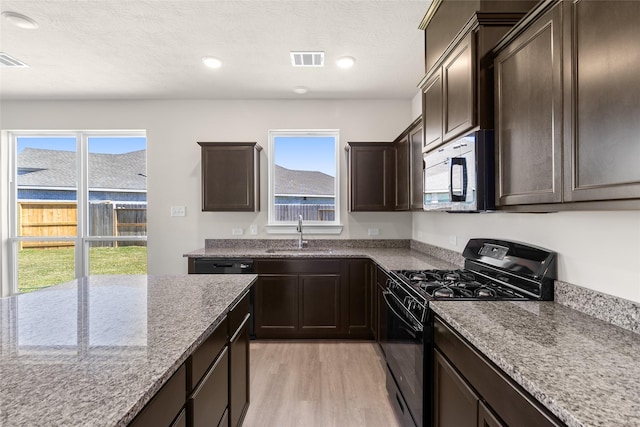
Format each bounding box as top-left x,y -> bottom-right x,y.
433,286 -> 455,298
474,287 -> 497,298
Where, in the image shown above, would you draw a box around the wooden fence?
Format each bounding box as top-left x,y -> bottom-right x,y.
274,204 -> 335,221
18,201 -> 146,249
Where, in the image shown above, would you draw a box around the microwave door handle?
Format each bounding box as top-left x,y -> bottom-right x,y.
450,157 -> 468,202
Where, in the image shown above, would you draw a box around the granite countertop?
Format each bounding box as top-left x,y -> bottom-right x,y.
0,274 -> 256,427
430,301 -> 640,427
184,246 -> 459,272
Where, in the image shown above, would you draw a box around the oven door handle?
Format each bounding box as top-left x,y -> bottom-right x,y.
382,290 -> 423,333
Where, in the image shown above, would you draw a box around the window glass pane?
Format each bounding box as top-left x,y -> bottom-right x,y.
273,135 -> 336,222
17,242 -> 76,293
17,136 -> 77,237
88,136 -> 147,237
88,241 -> 147,275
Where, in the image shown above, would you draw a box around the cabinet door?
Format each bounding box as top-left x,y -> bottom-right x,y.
563,0 -> 640,201
299,274 -> 341,335
129,365 -> 186,427
199,142 -> 259,212
423,70 -> 443,152
229,315 -> 250,427
494,4 -> 563,206
254,274 -> 298,338
348,142 -> 395,211
443,32 -> 476,142
409,124 -> 424,210
190,347 -> 229,427
434,349 -> 479,427
478,401 -> 505,427
344,259 -> 373,338
395,135 -> 410,210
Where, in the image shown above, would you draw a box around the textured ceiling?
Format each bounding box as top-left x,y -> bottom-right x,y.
0,0 -> 429,100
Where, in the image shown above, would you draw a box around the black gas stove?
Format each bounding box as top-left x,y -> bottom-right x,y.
381,238 -> 557,427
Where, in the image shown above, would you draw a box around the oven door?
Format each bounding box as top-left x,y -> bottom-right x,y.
381,290 -> 424,427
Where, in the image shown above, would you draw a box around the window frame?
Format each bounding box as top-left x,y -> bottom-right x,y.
5,130 -> 147,296
266,129 -> 343,235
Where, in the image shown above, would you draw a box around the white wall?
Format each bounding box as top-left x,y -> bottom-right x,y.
413,211 -> 640,303
4,99 -> 639,304
1,99 -> 413,275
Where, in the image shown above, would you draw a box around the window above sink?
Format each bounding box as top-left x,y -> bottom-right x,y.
266,129 -> 343,235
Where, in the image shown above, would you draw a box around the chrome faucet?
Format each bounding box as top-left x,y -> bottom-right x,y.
296,214 -> 307,249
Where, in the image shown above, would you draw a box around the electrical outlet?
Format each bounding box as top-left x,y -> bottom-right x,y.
449,235 -> 457,245
170,206 -> 186,217
232,228 -> 243,236
249,225 -> 258,235
368,228 -> 380,236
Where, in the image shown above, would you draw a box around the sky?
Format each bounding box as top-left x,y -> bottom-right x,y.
274,136 -> 336,177
17,136 -> 147,154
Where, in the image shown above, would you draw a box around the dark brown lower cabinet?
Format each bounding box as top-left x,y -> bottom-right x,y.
190,347 -> 229,426
434,317 -> 564,427
255,274 -> 298,337
345,259 -> 373,338
229,314 -> 250,427
434,349 -> 481,427
254,258 -> 373,339
129,289 -> 252,427
129,365 -> 186,427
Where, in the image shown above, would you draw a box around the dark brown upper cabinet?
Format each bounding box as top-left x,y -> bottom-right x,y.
422,70 -> 443,153
198,142 -> 261,212
393,116 -> 424,211
493,0 -> 640,210
346,142 -> 396,211
418,0 -> 535,153
562,0 -> 640,203
409,120 -> 425,210
419,11 -> 528,152
494,2 -> 563,206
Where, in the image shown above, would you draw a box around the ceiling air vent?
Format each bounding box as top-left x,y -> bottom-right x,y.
0,52 -> 29,67
290,51 -> 324,67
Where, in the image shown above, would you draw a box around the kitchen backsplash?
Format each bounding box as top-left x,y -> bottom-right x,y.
204,238 -> 411,250
555,281 -> 640,334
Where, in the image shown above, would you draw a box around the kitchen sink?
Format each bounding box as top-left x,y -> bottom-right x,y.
264,248 -> 334,254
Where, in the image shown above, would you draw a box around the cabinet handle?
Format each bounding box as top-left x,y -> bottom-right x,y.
229,289 -> 251,312
230,313 -> 251,342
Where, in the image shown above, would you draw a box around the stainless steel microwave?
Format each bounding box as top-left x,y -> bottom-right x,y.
423,130 -> 495,212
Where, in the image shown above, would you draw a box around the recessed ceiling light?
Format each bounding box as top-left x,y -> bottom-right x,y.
336,56 -> 356,69
2,11 -> 39,30
202,57 -> 222,69
293,87 -> 309,95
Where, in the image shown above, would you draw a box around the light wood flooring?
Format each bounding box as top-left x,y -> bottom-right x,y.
243,341 -> 400,427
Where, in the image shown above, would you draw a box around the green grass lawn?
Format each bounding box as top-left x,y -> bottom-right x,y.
18,246 -> 147,293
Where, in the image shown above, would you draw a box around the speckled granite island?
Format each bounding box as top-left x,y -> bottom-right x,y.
0,274 -> 256,426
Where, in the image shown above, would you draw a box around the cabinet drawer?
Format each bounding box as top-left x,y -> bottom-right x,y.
434,318 -> 562,427
255,259 -> 341,274
191,317 -> 228,389
229,290 -> 250,334
190,346 -> 229,427
129,364 -> 186,427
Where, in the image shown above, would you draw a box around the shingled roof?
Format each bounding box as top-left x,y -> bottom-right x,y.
274,165 -> 334,196
18,148 -> 146,190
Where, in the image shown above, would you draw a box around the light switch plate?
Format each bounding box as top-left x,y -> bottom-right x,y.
232,228 -> 243,236
170,206 -> 186,217
249,225 -> 258,235
368,228 -> 380,236
449,235 -> 457,245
